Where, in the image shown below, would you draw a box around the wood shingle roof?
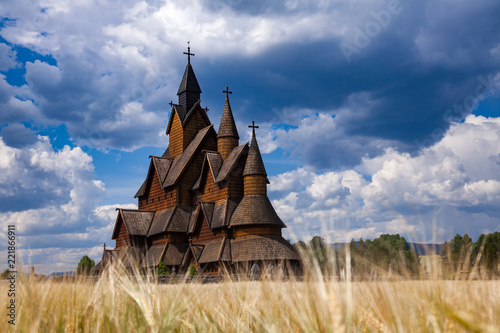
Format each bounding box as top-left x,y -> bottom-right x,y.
217,95 -> 239,139
114,209 -> 155,238
231,235 -> 299,262
243,129 -> 267,178
229,195 -> 286,228
141,243 -> 167,268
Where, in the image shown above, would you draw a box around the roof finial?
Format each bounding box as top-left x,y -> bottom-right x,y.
248,121 -> 259,136
222,86 -> 232,99
169,101 -> 174,107
103,243 -> 106,250
183,41 -> 195,64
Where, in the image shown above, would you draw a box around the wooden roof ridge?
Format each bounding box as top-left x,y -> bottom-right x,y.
166,205 -> 193,233
112,208 -> 155,239
187,204 -> 200,234
215,143 -> 249,183
206,152 -> 223,180
217,237 -> 232,262
140,242 -> 168,268
166,104 -> 185,135
134,156 -> 173,198
198,239 -> 226,264
151,156 -> 173,187
147,207 -> 175,237
199,202 -> 215,229
163,125 -> 216,187
117,209 -> 156,237
166,101 -> 211,135
191,151 -> 223,191
243,127 -> 268,179
217,94 -> 239,139
184,243 -> 204,266
182,100 -> 211,129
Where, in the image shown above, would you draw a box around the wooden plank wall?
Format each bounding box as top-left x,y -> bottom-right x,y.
169,113 -> 183,157
235,226 -> 282,237
192,212 -> 225,244
115,220 -> 130,248
139,167 -> 176,211
244,175 -> 267,196
178,134 -> 217,206
182,109 -> 210,150
197,167 -> 226,202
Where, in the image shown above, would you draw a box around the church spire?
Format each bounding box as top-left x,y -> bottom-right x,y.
177,42 -> 201,111
243,121 -> 267,178
217,87 -> 239,160
218,87 -> 239,140
242,121 -> 268,196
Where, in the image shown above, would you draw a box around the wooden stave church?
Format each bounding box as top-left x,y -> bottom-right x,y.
94,48 -> 301,276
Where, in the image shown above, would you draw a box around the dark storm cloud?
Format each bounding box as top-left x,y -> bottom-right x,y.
196,0 -> 500,169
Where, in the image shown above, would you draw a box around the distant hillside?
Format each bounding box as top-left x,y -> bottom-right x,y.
330,242 -> 444,255
48,271 -> 76,277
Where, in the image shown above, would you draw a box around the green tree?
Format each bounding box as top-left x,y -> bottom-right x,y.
157,261 -> 169,275
187,263 -> 197,276
77,255 -> 95,276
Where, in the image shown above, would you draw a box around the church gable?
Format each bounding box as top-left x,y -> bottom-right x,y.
167,108 -> 184,157
138,160 -> 177,211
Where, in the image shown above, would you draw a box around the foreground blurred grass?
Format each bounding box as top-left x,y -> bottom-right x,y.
1,265 -> 500,333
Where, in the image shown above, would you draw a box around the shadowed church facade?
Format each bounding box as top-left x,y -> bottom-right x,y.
94,47 -> 300,276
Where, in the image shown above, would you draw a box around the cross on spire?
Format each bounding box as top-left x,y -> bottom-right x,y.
222,86 -> 232,99
169,101 -> 174,107
249,121 -> 259,135
183,41 -> 195,64
204,107 -> 209,113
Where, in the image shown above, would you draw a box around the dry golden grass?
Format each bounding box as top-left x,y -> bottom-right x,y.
1,263 -> 500,333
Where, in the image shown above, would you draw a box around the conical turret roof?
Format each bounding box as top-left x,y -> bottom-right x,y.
243,126 -> 267,177
217,95 -> 239,139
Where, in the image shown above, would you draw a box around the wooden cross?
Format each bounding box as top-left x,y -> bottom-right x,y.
183,41 -> 195,64
222,86 -> 232,98
204,107 -> 209,113
169,101 -> 174,107
248,121 -> 259,134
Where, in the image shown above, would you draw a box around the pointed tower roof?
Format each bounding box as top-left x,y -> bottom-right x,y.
177,63 -> 201,95
217,87 -> 239,139
177,43 -> 201,95
243,121 -> 267,177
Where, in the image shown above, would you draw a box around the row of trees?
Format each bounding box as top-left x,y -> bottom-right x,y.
294,234 -> 420,277
442,232 -> 500,277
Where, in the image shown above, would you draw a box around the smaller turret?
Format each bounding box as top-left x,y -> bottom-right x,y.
217,87 -> 239,160
242,121 -> 269,196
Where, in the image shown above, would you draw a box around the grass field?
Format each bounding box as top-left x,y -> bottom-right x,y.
1,263 -> 500,333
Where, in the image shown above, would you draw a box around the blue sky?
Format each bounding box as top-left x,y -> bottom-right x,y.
1,0 -> 500,273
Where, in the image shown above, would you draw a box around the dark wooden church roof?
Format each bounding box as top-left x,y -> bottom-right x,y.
215,143 -> 248,182
198,238 -> 231,264
243,128 -> 267,178
231,235 -> 299,262
229,195 -> 286,228
163,243 -> 189,266
147,206 -> 192,237
141,243 -> 167,268
113,209 -> 154,239
177,63 -> 201,95
217,95 -> 239,139
164,125 -> 215,187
